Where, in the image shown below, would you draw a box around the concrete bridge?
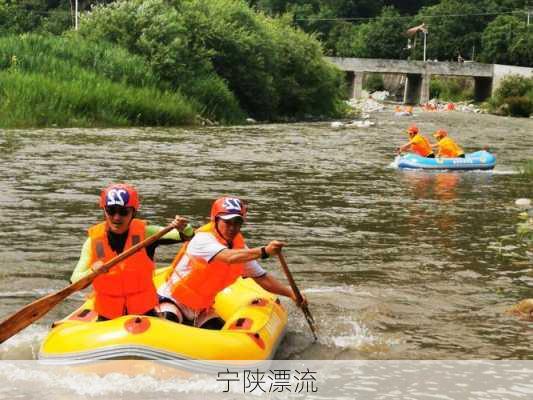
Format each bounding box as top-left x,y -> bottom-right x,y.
326,57 -> 533,104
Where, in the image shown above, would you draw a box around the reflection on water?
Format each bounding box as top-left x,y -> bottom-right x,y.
0,111 -> 532,362
401,170 -> 461,201
400,171 -> 462,234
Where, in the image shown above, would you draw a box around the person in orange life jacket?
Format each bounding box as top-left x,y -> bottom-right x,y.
70,183 -> 194,321
397,124 -> 435,158
157,196 -> 307,327
431,129 -> 465,158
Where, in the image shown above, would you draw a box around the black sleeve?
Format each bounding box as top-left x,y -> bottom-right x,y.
145,238 -> 181,260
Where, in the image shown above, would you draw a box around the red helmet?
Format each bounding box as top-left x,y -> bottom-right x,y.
407,124 -> 419,134
210,197 -> 247,221
433,129 -> 448,139
99,183 -> 140,209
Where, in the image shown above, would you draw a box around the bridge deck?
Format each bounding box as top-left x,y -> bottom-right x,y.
326,57 -> 493,78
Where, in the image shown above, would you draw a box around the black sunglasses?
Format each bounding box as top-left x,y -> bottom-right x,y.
105,206 -> 132,216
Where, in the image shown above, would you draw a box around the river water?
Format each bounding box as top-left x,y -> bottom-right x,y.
0,110 -> 532,364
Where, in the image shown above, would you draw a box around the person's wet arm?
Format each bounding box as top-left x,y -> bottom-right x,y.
146,218 -> 194,245
70,238 -> 92,283
253,273 -> 307,306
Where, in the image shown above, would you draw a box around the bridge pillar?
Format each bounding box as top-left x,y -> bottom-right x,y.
474,77 -> 492,102
420,74 -> 430,104
404,73 -> 430,104
352,73 -> 364,98
346,71 -> 364,99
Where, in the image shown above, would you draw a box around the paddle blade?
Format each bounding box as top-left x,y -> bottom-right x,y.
0,224 -> 175,344
0,285 -> 78,344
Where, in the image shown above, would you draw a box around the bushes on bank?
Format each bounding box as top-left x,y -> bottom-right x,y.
505,96 -> 533,118
488,75 -> 533,117
517,160 -> 533,177
78,0 -> 346,122
364,74 -> 385,93
430,77 -> 474,102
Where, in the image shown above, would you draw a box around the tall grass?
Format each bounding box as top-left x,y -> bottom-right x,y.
517,160 -> 533,176
0,34 -> 163,88
0,34 -> 198,127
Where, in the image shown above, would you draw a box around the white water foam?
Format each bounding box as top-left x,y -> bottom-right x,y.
0,362 -> 222,397
328,318 -> 399,351
0,325 -> 47,360
490,169 -> 519,175
303,285 -> 367,295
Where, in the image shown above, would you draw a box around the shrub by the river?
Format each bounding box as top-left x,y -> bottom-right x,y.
517,160 -> 533,177
430,77 -> 474,102
0,34 -> 197,127
78,0 -> 346,122
364,74 -> 385,93
506,96 -> 533,118
488,75 -> 533,117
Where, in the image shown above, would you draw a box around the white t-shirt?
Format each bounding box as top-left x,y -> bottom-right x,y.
158,231 -> 266,299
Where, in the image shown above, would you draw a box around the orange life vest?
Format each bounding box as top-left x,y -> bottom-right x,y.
410,133 -> 433,157
437,137 -> 464,158
169,222 -> 245,311
89,219 -> 157,319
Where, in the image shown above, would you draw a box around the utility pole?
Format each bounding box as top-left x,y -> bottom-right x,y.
75,0 -> 79,30
423,31 -> 427,62
405,23 -> 428,62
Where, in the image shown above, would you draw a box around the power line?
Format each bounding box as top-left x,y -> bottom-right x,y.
0,9 -> 72,16
295,10 -> 526,22
0,3 -> 73,15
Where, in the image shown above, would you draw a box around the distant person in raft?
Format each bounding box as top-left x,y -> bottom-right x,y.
397,124 -> 435,158
157,196 -> 306,328
394,106 -> 413,116
431,129 -> 465,158
70,183 -> 194,321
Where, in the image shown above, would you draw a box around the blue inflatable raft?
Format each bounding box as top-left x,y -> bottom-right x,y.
396,150 -> 496,170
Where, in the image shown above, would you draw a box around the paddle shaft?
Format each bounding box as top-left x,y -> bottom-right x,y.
277,253 -> 318,341
0,224 -> 175,344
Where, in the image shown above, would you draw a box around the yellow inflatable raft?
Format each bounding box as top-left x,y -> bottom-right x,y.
38,267 -> 288,364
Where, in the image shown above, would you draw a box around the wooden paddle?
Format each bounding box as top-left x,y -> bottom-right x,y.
277,252 -> 318,342
0,224 -> 175,344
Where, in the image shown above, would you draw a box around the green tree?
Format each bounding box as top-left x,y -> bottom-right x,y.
364,7 -> 410,59
410,0 -> 496,61
327,21 -> 368,57
480,15 -> 532,66
329,7 -> 409,59
383,1 -> 439,15
0,0 -> 72,34
79,0 -> 345,121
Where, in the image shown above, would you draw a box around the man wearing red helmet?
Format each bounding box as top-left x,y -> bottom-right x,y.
157,196 -> 303,327
431,129 -> 465,158
70,183 -> 193,321
397,124 -> 435,158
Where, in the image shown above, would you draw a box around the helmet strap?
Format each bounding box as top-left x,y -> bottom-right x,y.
214,217 -> 233,248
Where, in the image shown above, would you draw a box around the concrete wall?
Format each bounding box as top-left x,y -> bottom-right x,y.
492,64 -> 533,94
